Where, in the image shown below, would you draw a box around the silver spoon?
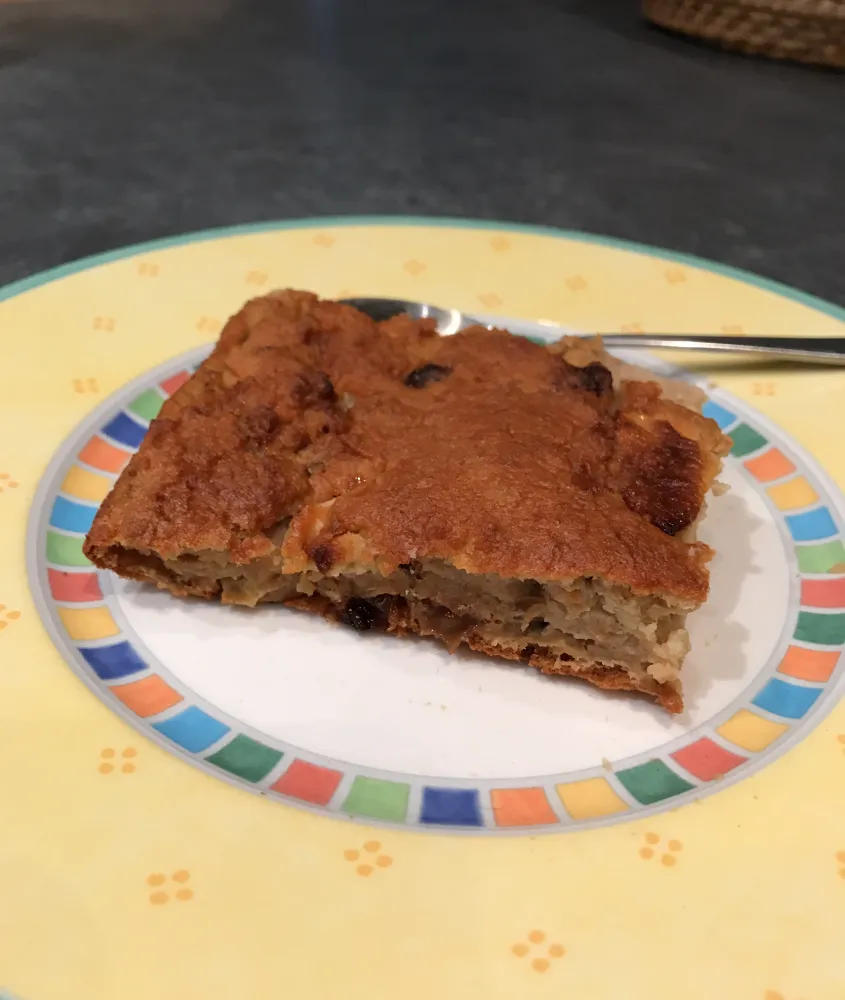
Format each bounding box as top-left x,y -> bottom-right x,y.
341,297 -> 845,366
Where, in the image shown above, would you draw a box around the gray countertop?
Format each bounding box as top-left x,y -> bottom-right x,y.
1,0 -> 843,304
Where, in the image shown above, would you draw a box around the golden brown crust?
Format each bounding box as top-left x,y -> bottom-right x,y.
464,637 -> 683,714
85,290 -> 729,602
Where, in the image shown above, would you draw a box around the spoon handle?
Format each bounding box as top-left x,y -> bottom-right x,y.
462,311 -> 845,364
597,334 -> 845,365
339,299 -> 845,366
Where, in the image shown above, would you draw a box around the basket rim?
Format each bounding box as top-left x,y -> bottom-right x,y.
644,0 -> 845,21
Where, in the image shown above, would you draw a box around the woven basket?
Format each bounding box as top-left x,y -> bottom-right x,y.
643,0 -> 845,67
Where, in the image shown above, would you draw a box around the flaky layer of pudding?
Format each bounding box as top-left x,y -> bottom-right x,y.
101,550 -> 694,712
85,290 -> 731,712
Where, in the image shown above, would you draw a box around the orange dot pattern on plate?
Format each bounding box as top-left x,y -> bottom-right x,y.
343,841 -> 394,876
0,607 -> 21,631
99,747 -> 138,774
639,833 -> 683,866
72,377 -> 99,394
147,870 -> 193,904
510,930 -> 566,972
